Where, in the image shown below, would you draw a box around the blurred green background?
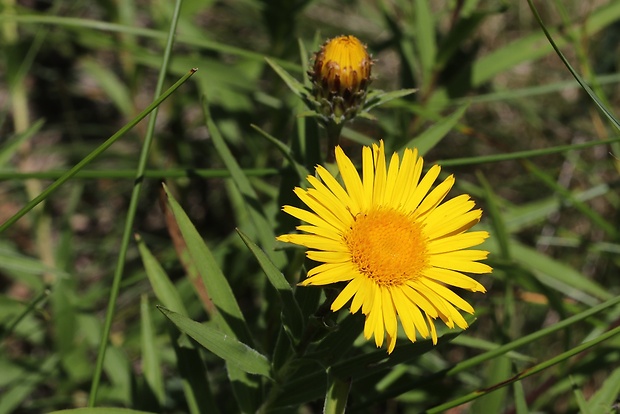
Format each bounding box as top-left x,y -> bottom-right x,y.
1,0 -> 620,413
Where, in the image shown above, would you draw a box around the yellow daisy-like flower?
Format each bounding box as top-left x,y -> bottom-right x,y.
277,142 -> 491,354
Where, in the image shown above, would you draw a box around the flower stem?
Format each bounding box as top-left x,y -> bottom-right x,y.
326,121 -> 344,162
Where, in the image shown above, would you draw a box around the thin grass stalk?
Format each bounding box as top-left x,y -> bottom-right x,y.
87,0 -> 185,405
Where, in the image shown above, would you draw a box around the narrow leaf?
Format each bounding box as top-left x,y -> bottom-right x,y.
159,307 -> 272,378
400,105 -> 468,155
140,295 -> 165,406
162,184 -> 251,342
324,372 -> 351,414
265,57 -> 308,98
237,229 -> 304,341
136,234 -> 188,317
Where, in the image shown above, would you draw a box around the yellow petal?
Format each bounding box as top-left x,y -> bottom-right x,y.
381,287 -> 398,348
362,145 -> 374,210
304,262 -> 356,285
422,267 -> 486,292
282,205 -> 339,232
306,250 -> 350,263
427,231 -> 489,253
335,146 -> 365,212
420,278 -> 476,314
331,276 -> 363,311
382,152 -> 400,207
316,164 -> 359,215
390,147 -> 418,206
404,164 -> 440,212
414,175 -> 455,220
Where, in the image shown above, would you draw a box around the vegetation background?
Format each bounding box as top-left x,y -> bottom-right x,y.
1,0 -> 620,413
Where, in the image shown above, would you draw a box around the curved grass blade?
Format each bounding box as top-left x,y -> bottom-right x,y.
526,0 -> 620,132
159,307 -> 272,379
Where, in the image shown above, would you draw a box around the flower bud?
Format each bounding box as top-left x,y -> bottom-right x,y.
310,35 -> 373,123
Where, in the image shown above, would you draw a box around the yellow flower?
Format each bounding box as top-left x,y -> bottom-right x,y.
310,35 -> 373,122
278,142 -> 491,353
313,35 -> 372,96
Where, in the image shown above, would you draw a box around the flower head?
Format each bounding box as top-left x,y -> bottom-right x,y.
310,35 -> 373,123
278,142 -> 491,353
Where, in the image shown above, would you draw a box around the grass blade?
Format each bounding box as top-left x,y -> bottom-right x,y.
526,0 -> 620,132
87,0 -> 189,405
140,295 -> 165,406
136,234 -> 189,317
159,306 -> 272,378
237,229 -> 304,341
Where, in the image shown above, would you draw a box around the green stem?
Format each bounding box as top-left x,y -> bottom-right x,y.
87,0 -> 186,405
326,121 -> 344,162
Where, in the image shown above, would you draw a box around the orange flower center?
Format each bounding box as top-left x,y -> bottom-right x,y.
345,208 -> 429,286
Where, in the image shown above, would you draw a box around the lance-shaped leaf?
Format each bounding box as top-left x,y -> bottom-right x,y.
159,307 -> 272,379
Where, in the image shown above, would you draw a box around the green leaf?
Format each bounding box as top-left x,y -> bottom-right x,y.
161,184 -> 251,342
140,295 -> 165,406
0,356 -> 59,414
237,229 -> 304,341
275,331 -> 462,407
135,234 -> 188,317
586,365 -> 620,413
159,306 -> 272,378
265,57 -> 308,99
414,0 -> 436,85
323,372 -> 351,414
250,124 -> 309,180
470,357 -> 511,414
203,98 -> 286,267
400,105 -> 468,155
571,376 -> 591,414
167,325 -> 219,414
510,241 -> 611,303
513,378 -> 529,414
363,88 -> 417,112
